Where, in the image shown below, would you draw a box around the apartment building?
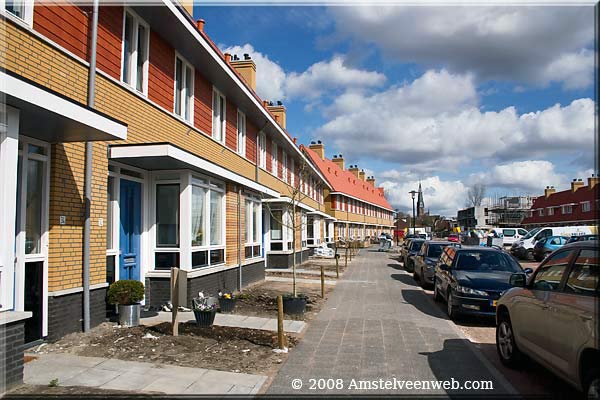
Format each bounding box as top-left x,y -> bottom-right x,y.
521,176 -> 599,228
303,142 -> 395,241
0,1 -> 336,385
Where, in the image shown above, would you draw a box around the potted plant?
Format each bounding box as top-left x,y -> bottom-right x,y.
107,280 -> 144,327
218,291 -> 237,313
192,292 -> 217,327
282,293 -> 308,315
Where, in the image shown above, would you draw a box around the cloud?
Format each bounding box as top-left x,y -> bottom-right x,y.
381,176 -> 468,216
469,160 -> 568,192
328,6 -> 594,90
221,45 -> 385,101
314,69 -> 595,172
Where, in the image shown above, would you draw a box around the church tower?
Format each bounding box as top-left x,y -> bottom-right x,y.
417,182 -> 425,217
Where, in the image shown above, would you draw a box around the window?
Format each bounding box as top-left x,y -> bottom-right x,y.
301,211 -> 307,247
190,177 -> 225,268
258,132 -> 266,168
290,158 -> 295,186
271,142 -> 278,175
210,190 -> 223,246
547,207 -> 554,216
538,209 -> 544,217
562,205 -> 572,214
244,196 -> 262,259
212,89 -> 226,143
174,55 -> 194,121
307,217 -> 315,245
156,184 -> 180,247
122,11 -> 149,93
107,177 -> 115,250
5,0 -> 32,24
564,249 -> 599,296
237,111 -> 246,156
532,250 -> 575,291
191,185 -> 206,246
582,201 -> 591,212
282,152 -> 288,183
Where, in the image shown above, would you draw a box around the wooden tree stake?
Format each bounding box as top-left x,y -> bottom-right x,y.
277,295 -> 286,349
320,265 -> 325,298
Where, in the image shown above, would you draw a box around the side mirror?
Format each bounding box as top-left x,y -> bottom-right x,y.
523,268 -> 533,275
509,273 -> 526,287
439,263 -> 450,271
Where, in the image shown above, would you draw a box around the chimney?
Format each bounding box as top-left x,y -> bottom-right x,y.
230,54 -> 257,91
571,178 -> 584,192
367,176 -> 376,186
309,140 -> 325,160
544,186 -> 555,198
267,101 -> 286,129
359,169 -> 366,181
181,0 -> 194,17
224,53 -> 231,64
349,165 -> 360,179
332,154 -> 345,171
196,19 -> 205,32
588,174 -> 598,189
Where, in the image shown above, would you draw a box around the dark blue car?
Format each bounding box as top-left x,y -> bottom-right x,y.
433,246 -> 532,320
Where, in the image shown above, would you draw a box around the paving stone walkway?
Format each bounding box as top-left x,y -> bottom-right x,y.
265,276 -> 337,285
24,354 -> 267,395
266,268 -> 340,277
267,248 -> 517,395
141,311 -> 306,334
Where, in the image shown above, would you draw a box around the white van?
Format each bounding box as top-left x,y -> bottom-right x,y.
491,227 -> 529,247
510,225 -> 596,259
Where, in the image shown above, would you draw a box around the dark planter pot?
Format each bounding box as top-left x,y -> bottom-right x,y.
193,310 -> 216,327
283,296 -> 307,315
218,297 -> 237,313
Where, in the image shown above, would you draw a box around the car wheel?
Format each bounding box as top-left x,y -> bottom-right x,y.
433,280 -> 442,302
496,312 -> 524,368
446,290 -> 459,320
526,249 -> 534,261
413,268 -> 419,281
584,369 -> 600,400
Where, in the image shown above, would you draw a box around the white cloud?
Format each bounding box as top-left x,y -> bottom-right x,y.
221,45 -> 385,101
314,69 -> 595,171
381,176 -> 468,217
328,6 -> 594,90
469,160 -> 568,192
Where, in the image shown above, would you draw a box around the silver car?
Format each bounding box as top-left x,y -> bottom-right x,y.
495,240 -> 599,397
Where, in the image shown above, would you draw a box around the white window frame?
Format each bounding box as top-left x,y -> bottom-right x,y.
258,132 -> 266,168
547,207 -> 554,216
290,158 -> 295,186
244,194 -> 262,259
212,87 -> 226,144
301,211 -> 308,248
582,201 -> 591,212
2,0 -> 34,26
121,9 -> 150,95
271,142 -> 278,176
237,111 -> 246,157
173,53 -> 194,122
561,205 -> 572,214
282,152 -> 288,183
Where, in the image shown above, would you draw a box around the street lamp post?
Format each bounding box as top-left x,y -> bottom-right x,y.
409,190 -> 417,235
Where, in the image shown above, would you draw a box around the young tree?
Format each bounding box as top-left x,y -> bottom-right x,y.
263,156 -> 314,298
466,183 -> 486,207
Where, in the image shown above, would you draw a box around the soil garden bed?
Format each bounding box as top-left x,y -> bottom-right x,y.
7,384 -> 157,397
32,322 -> 297,376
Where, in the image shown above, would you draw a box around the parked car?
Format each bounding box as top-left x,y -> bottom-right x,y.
403,239 -> 425,272
533,235 -> 569,261
433,246 -> 532,320
490,227 -> 529,247
448,233 -> 460,243
413,241 -> 455,288
511,225 -> 595,260
566,234 -> 598,244
496,240 -> 599,397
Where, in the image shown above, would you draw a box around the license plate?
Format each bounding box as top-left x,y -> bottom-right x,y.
491,300 -> 498,307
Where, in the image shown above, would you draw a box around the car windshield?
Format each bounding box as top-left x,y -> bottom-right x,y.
410,241 -> 424,251
427,244 -> 446,258
454,251 -> 522,272
522,227 -> 541,239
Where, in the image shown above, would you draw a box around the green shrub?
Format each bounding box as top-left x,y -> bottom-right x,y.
107,280 -> 144,305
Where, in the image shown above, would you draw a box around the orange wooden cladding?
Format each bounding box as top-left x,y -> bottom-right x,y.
246,120 -> 258,163
194,70 -> 212,134
148,30 -> 175,111
33,2 -> 89,60
96,6 -> 123,80
225,98 -> 237,151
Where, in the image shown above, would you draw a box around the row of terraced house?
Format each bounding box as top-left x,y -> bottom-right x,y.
0,0 -> 394,390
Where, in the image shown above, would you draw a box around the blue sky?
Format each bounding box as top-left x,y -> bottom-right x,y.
194,5 -> 596,216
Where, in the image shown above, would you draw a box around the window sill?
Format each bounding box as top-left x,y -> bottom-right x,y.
0,310 -> 32,326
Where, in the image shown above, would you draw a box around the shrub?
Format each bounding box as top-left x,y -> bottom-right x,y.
107,280 -> 144,305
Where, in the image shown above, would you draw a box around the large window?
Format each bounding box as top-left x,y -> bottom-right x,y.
532,250 -> 575,291
269,207 -> 293,251
258,132 -> 266,168
212,89 -> 226,143
290,158 -> 295,186
301,211 -> 307,248
122,10 -> 149,94
174,55 -> 194,122
564,249 -> 599,296
561,205 -> 572,214
245,195 -> 262,259
271,142 -> 278,175
307,216 -> 321,246
582,201 -> 591,212
156,184 -> 180,247
190,177 -> 225,268
282,152 -> 288,183
237,111 -> 246,157
5,0 -> 32,24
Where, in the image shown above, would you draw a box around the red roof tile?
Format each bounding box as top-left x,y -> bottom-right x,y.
303,146 -> 393,210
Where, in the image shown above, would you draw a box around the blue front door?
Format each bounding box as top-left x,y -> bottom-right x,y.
119,179 -> 141,281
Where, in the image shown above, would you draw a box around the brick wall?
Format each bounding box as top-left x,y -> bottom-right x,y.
47,287 -> 106,341
0,320 -> 26,392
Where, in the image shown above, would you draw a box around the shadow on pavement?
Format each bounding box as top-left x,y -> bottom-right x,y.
401,289 -> 448,319
391,273 -> 420,287
387,263 -> 404,270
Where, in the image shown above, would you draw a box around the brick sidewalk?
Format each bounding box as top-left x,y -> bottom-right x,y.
267,248 -> 516,395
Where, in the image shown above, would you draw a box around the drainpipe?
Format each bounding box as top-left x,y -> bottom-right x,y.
83,0 -> 99,332
237,186 -> 242,291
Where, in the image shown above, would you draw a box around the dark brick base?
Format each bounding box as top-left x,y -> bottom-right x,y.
145,261 -> 265,309
0,320 -> 25,392
267,249 -> 311,269
47,287 -> 107,341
